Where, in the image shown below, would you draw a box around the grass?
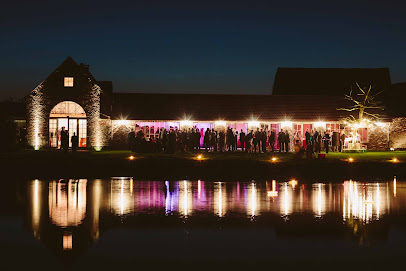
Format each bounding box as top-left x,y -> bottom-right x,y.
1,149 -> 405,180
2,149 -> 406,163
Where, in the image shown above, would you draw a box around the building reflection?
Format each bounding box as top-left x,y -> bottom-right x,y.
24,178 -> 406,260
49,179 -> 87,227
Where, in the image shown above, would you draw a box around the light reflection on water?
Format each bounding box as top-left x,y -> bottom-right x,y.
28,178 -> 404,223
23,177 -> 406,261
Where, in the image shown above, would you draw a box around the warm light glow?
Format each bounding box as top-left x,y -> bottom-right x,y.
375,122 -> 386,127
180,119 -> 193,128
392,158 -> 398,163
248,120 -> 260,128
348,157 -> 354,162
289,179 -> 298,189
63,233 -> 73,250
90,85 -> 104,151
314,121 -> 326,128
281,182 -> 291,216
129,155 -> 135,160
64,77 -> 74,87
29,85 -> 45,150
248,182 -> 258,217
197,154 -> 202,160
267,191 -> 278,197
271,157 -> 277,162
179,180 -> 192,217
111,177 -> 134,216
214,120 -> 226,127
343,180 -> 383,223
267,180 -> 278,197
117,119 -> 130,126
49,179 -> 87,227
317,183 -> 322,217
32,179 -> 41,237
198,180 -> 201,199
214,182 -> 226,217
281,121 -> 292,128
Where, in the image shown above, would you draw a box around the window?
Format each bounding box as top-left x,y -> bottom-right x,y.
50,101 -> 86,118
64,77 -> 74,87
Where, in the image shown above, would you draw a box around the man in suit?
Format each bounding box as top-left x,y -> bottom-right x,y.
284,130 -> 290,152
339,132 -> 346,152
314,130 -> 320,153
332,131 -> 340,152
261,129 -> 267,153
254,128 -> 260,153
239,129 -> 246,151
305,129 -> 310,149
324,132 -> 330,153
60,126 -> 68,153
71,132 -> 78,152
246,130 -> 253,152
269,130 -> 276,152
278,130 -> 284,152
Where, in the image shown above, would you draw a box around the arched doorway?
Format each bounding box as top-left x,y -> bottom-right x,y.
49,101 -> 87,148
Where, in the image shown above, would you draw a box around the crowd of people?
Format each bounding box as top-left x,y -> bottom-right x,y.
294,129 -> 347,158
128,126 -> 347,155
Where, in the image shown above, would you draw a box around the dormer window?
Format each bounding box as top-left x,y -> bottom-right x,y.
64,77 -> 74,87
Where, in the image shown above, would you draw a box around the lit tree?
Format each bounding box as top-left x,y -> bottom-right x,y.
337,82 -> 385,146
338,82 -> 385,124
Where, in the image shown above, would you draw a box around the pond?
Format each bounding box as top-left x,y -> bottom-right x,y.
1,178 -> 406,270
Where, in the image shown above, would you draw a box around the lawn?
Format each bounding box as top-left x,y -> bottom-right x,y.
2,149 -> 405,163
1,149 -> 404,180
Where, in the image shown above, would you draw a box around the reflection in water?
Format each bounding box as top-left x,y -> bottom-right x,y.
312,183 -> 326,218
24,178 -> 406,259
214,182 -> 226,217
49,179 -> 87,227
31,179 -> 42,238
110,177 -> 133,216
343,181 -> 384,223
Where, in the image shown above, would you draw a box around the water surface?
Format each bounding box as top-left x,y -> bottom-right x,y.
2,178 -> 406,270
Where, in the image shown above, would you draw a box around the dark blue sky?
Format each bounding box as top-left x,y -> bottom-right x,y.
2,0 -> 406,99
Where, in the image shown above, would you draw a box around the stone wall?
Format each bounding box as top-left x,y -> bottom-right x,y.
389,118 -> 406,149
99,118 -> 112,149
26,59 -> 106,150
111,120 -> 136,149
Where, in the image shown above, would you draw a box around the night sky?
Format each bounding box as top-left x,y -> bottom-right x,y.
2,0 -> 406,99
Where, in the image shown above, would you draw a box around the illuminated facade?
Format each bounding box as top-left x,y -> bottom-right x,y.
25,57 -> 406,151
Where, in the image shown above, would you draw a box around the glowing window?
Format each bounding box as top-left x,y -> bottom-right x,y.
64,77 -> 74,87
50,101 -> 86,118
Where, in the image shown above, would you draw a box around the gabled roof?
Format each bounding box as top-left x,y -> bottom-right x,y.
111,93 -> 368,121
44,56 -> 97,83
272,67 -> 391,96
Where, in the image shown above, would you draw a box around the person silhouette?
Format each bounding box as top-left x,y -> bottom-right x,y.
60,126 -> 68,152
71,132 -> 78,152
